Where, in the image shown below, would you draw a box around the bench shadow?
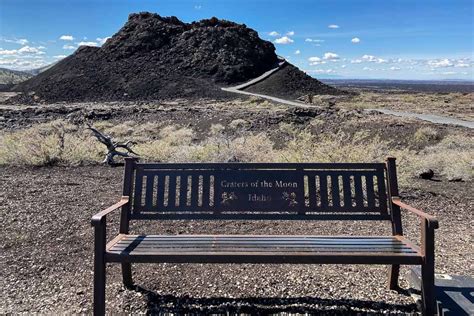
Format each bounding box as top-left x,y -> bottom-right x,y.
134,286 -> 418,315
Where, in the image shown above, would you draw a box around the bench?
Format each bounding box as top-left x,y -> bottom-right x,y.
92,157 -> 439,315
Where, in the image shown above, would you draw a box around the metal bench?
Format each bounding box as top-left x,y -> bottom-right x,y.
92,157 -> 438,315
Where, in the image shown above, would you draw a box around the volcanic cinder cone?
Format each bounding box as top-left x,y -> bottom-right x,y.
15,12 -> 340,102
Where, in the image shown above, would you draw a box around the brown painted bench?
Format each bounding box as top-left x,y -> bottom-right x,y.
92,157 -> 438,315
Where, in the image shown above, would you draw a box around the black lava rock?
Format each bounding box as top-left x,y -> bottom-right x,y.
13,12 -> 340,103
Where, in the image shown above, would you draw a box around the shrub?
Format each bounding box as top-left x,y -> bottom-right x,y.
1,121 -> 471,186
413,127 -> 440,145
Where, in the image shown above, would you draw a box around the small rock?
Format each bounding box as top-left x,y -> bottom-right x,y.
418,169 -> 434,180
448,177 -> 463,182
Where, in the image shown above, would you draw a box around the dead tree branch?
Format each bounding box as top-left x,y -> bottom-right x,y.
87,123 -> 139,166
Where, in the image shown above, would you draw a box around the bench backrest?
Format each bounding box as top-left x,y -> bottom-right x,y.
122,159 -> 397,221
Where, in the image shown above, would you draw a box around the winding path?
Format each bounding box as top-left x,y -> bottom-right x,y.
221,62 -> 474,129
221,58 -> 320,108
366,108 -> 474,129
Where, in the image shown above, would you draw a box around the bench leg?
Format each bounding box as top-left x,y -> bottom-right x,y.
94,225 -> 106,316
388,264 -> 400,290
122,263 -> 134,289
421,261 -> 436,315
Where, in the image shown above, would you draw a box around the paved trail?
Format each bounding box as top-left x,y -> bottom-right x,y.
221,58 -> 322,108
367,108 -> 474,129
221,64 -> 474,129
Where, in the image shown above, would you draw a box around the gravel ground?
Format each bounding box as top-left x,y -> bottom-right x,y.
1,166 -> 472,314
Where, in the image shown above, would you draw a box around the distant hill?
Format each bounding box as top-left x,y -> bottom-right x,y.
0,68 -> 32,85
24,63 -> 57,76
14,12 -> 340,103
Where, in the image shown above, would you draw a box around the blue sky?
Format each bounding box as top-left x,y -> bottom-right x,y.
1,0 -> 473,80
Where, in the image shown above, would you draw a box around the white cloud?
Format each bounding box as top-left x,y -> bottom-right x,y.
362,54 -> 387,63
0,56 -> 49,70
308,56 -> 326,65
305,38 -> 324,43
269,31 -> 280,37
311,69 -> 335,74
426,58 -> 471,68
363,67 -> 372,71
77,41 -> 98,47
63,44 -> 76,50
328,24 -> 339,29
341,65 -> 347,68
294,49 -> 301,55
1,38 -> 29,45
351,37 -> 360,44
96,37 -> 111,45
286,31 -> 295,36
0,48 -> 17,55
323,52 -> 339,60
194,5 -> 202,9
15,39 -> 29,45
60,35 -> 74,41
455,62 -> 470,68
390,66 -> 401,71
54,55 -> 67,59
350,59 -> 362,64
18,46 -> 45,54
441,71 -> 457,75
274,36 -> 294,44
362,55 -> 377,62
428,58 -> 453,68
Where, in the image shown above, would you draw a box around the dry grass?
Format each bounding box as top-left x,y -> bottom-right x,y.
337,92 -> 474,121
0,120 -> 472,186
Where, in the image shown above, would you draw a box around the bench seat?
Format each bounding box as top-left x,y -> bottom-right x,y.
106,234 -> 422,264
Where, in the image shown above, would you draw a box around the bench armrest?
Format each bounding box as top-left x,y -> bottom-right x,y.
91,196 -> 129,227
392,197 -> 439,229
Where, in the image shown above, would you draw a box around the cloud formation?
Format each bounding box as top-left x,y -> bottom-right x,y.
361,54 -> 387,63
77,41 -> 98,47
59,35 -> 74,41
0,49 -> 17,55
268,31 -> 280,37
96,37 -> 111,45
1,38 -> 29,45
286,31 -> 295,36
328,24 -> 339,29
274,36 -> 294,44
323,52 -> 339,60
308,56 -> 326,65
305,38 -> 324,43
351,37 -> 360,44
294,49 -> 300,55
0,45 -> 45,55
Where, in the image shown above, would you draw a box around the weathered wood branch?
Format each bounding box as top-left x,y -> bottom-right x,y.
87,123 -> 139,166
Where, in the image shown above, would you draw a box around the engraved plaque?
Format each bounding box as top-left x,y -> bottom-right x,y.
214,170 -> 304,211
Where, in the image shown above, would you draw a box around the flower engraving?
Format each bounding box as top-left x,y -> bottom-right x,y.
221,191 -> 238,205
282,191 -> 298,207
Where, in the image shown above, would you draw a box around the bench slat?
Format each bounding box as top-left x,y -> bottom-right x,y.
105,234 -> 422,264
366,175 -> 375,209
108,235 -> 419,253
319,175 -> 328,209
